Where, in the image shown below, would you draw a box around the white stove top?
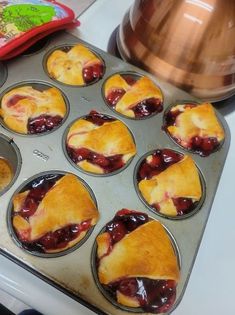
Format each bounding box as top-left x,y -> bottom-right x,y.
1,1 -> 235,314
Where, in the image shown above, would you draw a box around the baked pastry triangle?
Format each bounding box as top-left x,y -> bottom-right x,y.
0,85 -> 66,134
12,174 -> 99,253
137,149 -> 202,216
96,209 -> 180,313
104,74 -> 163,118
165,102 -> 225,156
66,111 -> 136,174
46,44 -> 104,85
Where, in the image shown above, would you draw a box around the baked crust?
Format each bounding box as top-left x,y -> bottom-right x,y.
167,103 -> 225,147
46,44 -> 103,85
0,86 -> 66,134
138,155 -> 202,216
13,174 -> 99,250
97,220 -> 180,284
104,74 -> 163,117
67,118 -> 136,173
0,158 -> 13,191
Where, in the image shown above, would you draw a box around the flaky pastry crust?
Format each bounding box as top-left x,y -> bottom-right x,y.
97,220 -> 180,284
13,174 -> 99,251
104,74 -> 163,117
167,103 -> 225,147
138,155 -> 202,216
0,86 -> 66,134
67,118 -> 136,173
46,44 -> 103,85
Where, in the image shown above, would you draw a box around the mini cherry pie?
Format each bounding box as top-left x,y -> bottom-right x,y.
66,111 -> 136,174
104,73 -> 163,118
46,44 -> 104,86
137,149 -> 202,217
11,173 -> 99,254
164,102 -> 225,156
95,209 -> 180,313
0,85 -> 67,134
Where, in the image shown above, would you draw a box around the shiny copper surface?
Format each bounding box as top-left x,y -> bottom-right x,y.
117,0 -> 235,101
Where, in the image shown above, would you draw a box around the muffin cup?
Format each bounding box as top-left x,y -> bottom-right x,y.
62,112 -> 136,177
91,213 -> 181,313
102,71 -> 164,120
134,148 -> 206,220
163,101 -> 225,156
43,43 -> 105,87
0,134 -> 21,196
7,170 -> 98,258
0,81 -> 69,136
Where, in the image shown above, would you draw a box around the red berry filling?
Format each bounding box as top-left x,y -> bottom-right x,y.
107,278 -> 176,313
105,209 -> 148,245
82,63 -> 104,84
67,112 -> 125,173
164,104 -> 220,156
14,175 -> 91,253
137,149 -> 198,216
137,149 -> 183,181
99,210 -> 177,313
28,114 -> 63,134
85,110 -> 115,126
105,75 -> 163,118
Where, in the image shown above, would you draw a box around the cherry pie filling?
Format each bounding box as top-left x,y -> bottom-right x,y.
13,175 -> 91,253
66,111 -> 126,173
105,75 -> 163,118
82,63 -> 104,84
5,94 -> 64,134
97,209 -> 177,313
137,149 -> 198,216
164,104 -> 220,156
28,114 -> 63,134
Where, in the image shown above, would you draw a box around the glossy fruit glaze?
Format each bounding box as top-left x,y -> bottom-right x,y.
28,114 -> 63,134
137,149 -> 197,216
66,111 -> 125,173
99,209 -> 177,313
105,74 -> 163,118
83,63 -> 104,84
164,104 -> 220,156
14,174 -> 91,253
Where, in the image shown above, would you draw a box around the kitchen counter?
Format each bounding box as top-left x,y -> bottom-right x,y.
0,1 -> 235,314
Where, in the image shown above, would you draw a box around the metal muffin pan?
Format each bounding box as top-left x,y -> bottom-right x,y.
0,31 -> 230,315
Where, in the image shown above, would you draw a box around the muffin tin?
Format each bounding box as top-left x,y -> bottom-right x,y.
0,31 -> 230,315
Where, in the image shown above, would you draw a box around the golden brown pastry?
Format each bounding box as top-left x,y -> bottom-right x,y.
137,149 -> 202,216
96,209 -> 180,313
12,174 -> 99,253
66,111 -> 136,174
104,74 -> 163,118
165,102 -> 225,156
0,158 -> 13,191
0,86 -> 66,134
46,44 -> 104,85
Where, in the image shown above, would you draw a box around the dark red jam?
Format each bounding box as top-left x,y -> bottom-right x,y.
137,149 -> 198,216
28,114 -> 63,134
99,209 -> 177,313
105,75 -> 163,118
107,278 -> 176,314
67,112 -> 125,174
83,63 -> 104,84
105,209 -> 149,245
14,174 -> 91,253
137,149 -> 183,182
164,104 -> 220,156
